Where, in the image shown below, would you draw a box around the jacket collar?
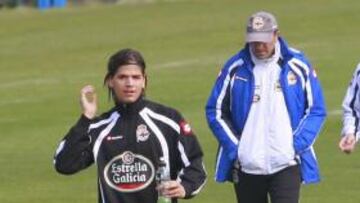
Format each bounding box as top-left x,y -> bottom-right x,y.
115,96 -> 146,116
242,36 -> 294,69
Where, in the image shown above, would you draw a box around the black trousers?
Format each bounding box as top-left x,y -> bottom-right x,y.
233,165 -> 301,203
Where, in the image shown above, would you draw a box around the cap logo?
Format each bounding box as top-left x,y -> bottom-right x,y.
252,16 -> 265,30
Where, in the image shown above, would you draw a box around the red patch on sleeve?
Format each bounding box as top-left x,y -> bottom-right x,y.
180,120 -> 192,136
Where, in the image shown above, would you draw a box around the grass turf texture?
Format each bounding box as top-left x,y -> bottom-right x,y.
1,0 -> 360,202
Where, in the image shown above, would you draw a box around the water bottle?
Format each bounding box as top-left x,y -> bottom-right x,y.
156,158 -> 171,203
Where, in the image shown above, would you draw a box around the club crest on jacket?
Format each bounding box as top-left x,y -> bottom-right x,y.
287,71 -> 297,85
136,124 -> 151,142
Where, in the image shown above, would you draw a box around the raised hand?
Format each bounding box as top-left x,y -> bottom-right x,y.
80,85 -> 98,119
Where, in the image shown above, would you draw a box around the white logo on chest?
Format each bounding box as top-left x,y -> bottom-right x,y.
136,124 -> 151,142
104,151 -> 155,192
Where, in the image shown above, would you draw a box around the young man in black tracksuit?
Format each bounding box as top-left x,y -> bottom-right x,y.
54,48 -> 207,203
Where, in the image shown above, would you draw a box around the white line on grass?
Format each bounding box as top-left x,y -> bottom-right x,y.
155,59 -> 201,69
0,98 -> 44,107
0,78 -> 59,89
328,109 -> 342,116
0,56 -> 225,90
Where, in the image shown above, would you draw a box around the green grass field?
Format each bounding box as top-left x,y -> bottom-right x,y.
1,0 -> 360,202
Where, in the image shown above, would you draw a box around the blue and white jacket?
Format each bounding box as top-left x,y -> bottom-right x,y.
205,37 -> 327,184
342,63 -> 360,140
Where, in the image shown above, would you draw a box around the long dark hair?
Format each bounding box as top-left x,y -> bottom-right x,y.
104,48 -> 147,100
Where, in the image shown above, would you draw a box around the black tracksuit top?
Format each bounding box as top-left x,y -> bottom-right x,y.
54,98 -> 207,203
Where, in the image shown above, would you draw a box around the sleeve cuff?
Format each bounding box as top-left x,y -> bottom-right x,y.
355,132 -> 360,143
180,181 -> 193,199
341,126 -> 355,136
75,114 -> 92,131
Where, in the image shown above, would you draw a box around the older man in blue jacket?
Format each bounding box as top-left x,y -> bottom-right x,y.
206,11 -> 326,203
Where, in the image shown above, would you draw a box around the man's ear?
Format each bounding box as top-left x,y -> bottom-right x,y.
142,74 -> 147,88
274,30 -> 280,38
107,78 -> 113,88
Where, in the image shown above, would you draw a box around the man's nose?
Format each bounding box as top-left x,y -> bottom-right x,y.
125,78 -> 134,86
